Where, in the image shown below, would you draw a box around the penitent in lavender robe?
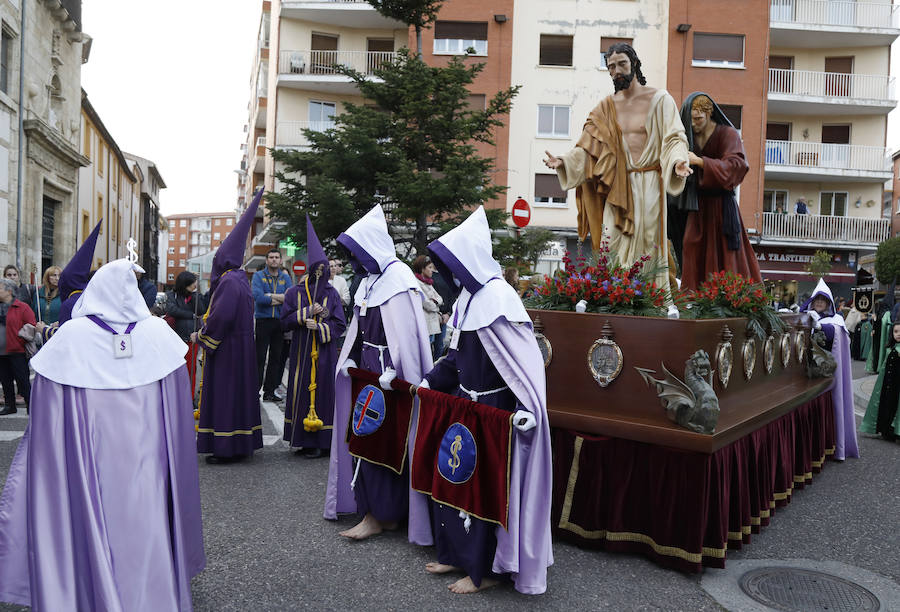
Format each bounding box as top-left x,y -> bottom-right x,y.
196,269 -> 263,457
281,282 -> 346,449
0,367 -> 205,611
424,317 -> 554,594
325,289 -> 434,546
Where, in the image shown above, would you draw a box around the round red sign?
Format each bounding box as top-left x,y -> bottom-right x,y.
292,260 -> 307,276
512,198 -> 531,229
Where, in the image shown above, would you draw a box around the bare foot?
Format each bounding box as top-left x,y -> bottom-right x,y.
425,562 -> 460,574
338,513 -> 383,540
448,576 -> 498,594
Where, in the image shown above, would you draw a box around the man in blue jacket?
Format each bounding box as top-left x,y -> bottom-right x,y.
252,249 -> 292,401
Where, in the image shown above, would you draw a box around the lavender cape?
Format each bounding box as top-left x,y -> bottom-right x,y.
324,289 -> 434,546
478,318 -> 554,595
196,269 -> 263,457
0,367 -> 205,610
828,326 -> 858,460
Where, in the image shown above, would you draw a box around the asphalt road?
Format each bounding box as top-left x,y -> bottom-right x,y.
0,360 -> 898,611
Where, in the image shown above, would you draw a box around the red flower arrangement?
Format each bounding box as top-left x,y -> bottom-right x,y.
525,240 -> 668,316
683,270 -> 785,339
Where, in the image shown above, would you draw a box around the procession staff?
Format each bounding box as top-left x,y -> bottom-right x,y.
281,216 -> 346,457
324,204 -> 434,544
0,258 -> 205,610
193,190 -> 264,464
419,206 -> 553,595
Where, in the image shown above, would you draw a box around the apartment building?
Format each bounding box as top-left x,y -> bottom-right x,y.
165,212 -> 236,283
78,91 -> 140,269
760,0 -> 897,301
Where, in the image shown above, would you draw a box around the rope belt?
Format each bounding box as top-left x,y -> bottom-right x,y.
459,383 -> 509,403
362,341 -> 389,373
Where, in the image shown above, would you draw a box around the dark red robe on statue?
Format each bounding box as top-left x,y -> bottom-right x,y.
680,123 -> 762,291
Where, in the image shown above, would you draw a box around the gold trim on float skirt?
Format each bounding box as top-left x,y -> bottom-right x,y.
557,435 -> 832,564
197,425 -> 263,437
412,486 -> 507,530
350,449 -> 409,476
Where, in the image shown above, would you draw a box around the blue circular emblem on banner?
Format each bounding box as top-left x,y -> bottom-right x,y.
438,422 -> 477,484
352,385 -> 386,437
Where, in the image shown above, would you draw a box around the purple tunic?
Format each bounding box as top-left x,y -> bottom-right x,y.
196,269 -> 263,457
425,330 -> 517,587
0,367 -> 205,610
281,282 -> 346,449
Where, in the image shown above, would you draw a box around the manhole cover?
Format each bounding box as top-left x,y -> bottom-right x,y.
739,567 -> 880,611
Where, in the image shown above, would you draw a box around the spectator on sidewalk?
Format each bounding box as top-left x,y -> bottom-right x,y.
3,266 -> 36,308
252,249 -> 292,402
0,278 -> 36,415
412,255 -> 444,358
34,266 -> 62,324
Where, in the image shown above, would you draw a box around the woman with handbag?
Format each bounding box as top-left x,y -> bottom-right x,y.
0,278 -> 36,415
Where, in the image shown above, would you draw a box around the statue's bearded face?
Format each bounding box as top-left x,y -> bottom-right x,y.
607,52 -> 635,92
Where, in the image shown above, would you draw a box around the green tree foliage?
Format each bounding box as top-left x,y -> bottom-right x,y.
266,49 -> 519,256
804,249 -> 833,279
875,236 -> 900,285
494,228 -> 556,273
365,0 -> 444,56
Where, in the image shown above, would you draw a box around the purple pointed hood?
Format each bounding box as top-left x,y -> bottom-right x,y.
305,215 -> 331,300
210,188 -> 262,294
59,219 -> 102,301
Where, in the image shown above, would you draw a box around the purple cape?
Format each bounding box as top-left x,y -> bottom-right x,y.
0,367 -> 205,610
826,324 -> 859,460
196,269 -> 263,456
324,289 -> 434,546
281,281 -> 346,448
478,318 -> 554,595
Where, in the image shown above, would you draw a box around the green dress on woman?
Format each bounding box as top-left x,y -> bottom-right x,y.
859,318 -> 873,361
860,344 -> 900,439
865,311 -> 891,374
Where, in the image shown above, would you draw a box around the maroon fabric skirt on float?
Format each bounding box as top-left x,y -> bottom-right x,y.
552,392 -> 835,572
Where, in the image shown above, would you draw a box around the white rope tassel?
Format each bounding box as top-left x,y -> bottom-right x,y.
350,457 -> 362,490
459,510 -> 471,533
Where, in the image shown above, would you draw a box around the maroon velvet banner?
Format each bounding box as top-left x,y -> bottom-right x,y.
346,368 -> 415,474
412,388 -> 513,528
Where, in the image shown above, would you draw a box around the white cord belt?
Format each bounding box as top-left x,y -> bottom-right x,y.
458,383 -> 509,403
362,341 -> 389,373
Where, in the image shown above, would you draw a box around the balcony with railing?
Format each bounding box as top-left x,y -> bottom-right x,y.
764,140 -> 891,181
768,69 -> 896,115
276,120 -> 336,148
760,212 -> 889,247
277,49 -> 396,94
280,1 -> 406,29
769,0 -> 900,46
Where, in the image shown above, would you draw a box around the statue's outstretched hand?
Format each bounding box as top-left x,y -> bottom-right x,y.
674,160 -> 693,178
543,150 -> 563,170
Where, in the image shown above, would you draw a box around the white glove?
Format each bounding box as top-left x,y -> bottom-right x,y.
807,311 -> 822,329
378,367 -> 397,390
340,359 -> 357,377
513,410 -> 536,432
575,300 -> 587,313
418,379 -> 430,390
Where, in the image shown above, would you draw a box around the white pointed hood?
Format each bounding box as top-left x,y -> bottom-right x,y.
337,204 -> 420,308
31,259 -> 188,389
803,277 -> 845,329
428,206 -> 529,331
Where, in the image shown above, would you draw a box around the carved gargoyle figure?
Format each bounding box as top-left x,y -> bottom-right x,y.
635,350 -> 720,435
807,329 -> 837,378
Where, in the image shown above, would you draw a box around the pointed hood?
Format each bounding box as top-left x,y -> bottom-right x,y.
210,188 -> 262,293
32,258 -> 186,389
336,204 -> 395,274
59,219 -> 101,301
337,204 -> 419,307
305,215 -> 331,300
802,278 -> 845,329
427,206 -> 528,331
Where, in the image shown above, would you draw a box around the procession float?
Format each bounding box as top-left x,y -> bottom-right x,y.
524,246 -> 838,572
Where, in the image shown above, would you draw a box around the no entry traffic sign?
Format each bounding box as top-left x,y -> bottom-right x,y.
292,260 -> 307,276
512,198 -> 531,229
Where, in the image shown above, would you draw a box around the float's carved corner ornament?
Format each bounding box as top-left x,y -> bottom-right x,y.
587,322 -> 623,388
716,324 -> 733,389
780,332 -> 792,368
763,335 -> 776,375
635,350 -> 720,435
807,329 -> 837,379
532,315 -> 552,368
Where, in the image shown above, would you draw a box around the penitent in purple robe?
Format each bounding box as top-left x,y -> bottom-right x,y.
196,269 -> 263,457
425,330 -> 517,588
281,281 -> 346,449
